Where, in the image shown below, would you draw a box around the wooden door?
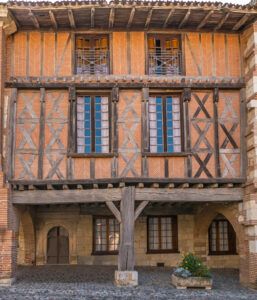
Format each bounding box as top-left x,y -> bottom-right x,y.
47,226 -> 69,264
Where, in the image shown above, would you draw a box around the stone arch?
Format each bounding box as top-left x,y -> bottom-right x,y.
36,219 -> 77,265
193,203 -> 245,268
17,210 -> 35,265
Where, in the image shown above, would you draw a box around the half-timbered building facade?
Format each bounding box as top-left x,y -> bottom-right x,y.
0,0 -> 257,288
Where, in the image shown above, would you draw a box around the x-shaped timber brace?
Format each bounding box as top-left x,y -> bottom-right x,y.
105,186 -> 148,271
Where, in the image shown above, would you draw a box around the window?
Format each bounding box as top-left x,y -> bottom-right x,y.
75,35 -> 109,75
209,216 -> 236,255
77,95 -> 110,154
148,35 -> 181,75
147,216 -> 178,253
93,216 -> 120,254
149,95 -> 181,153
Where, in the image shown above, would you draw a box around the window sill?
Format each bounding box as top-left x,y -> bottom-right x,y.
142,152 -> 191,157
208,252 -> 238,256
146,250 -> 180,254
91,251 -> 118,256
68,153 -> 117,158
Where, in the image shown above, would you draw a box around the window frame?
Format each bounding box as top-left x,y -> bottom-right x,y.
75,92 -> 113,157
74,34 -> 110,75
208,219 -> 237,256
147,93 -> 184,155
146,34 -> 182,76
92,216 -> 120,255
147,215 -> 178,254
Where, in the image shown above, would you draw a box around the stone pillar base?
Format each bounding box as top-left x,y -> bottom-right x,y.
115,271 -> 138,287
0,277 -> 16,286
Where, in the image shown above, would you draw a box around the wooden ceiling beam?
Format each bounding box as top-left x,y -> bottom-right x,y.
178,9 -> 191,29
8,9 -> 20,28
215,12 -> 230,31
109,8 -> 115,28
197,10 -> 214,30
163,9 -> 175,29
49,10 -> 57,30
145,8 -> 153,30
28,9 -> 40,29
91,7 -> 95,28
127,7 -> 135,29
232,13 -> 250,31
68,9 -> 76,29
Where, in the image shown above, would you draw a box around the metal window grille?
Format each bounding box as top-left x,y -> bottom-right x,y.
148,50 -> 182,75
76,50 -> 109,75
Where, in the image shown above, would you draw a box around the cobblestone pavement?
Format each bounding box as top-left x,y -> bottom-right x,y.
0,265 -> 256,299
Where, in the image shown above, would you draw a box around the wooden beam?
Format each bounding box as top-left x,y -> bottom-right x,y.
135,188 -> 244,202
118,186 -> 135,271
163,9 -> 175,29
12,189 -> 122,204
8,9 -> 20,28
145,9 -> 153,30
134,200 -> 149,221
49,10 -> 58,30
127,7 -> 135,28
106,201 -> 121,223
215,12 -> 230,31
109,8 -> 115,28
29,10 -> 40,29
232,14 -> 250,31
178,9 -> 191,29
68,9 -> 76,29
197,10 -> 214,30
91,7 -> 95,28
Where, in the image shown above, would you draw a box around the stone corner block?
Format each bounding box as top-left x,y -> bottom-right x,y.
115,270 -> 138,287
0,277 -> 16,286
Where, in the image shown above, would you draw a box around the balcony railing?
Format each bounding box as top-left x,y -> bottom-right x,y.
148,50 -> 182,76
76,50 -> 109,75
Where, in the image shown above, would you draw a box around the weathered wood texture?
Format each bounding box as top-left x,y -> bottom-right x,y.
185,33 -> 241,77
118,186 -> 135,271
8,32 -> 72,78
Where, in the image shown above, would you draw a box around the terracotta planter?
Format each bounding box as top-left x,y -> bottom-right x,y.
171,274 -> 213,290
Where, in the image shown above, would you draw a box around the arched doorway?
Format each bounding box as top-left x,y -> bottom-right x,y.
47,226 -> 69,264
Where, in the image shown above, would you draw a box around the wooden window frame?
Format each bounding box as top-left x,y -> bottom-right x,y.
92,216 -> 120,255
74,34 -> 110,75
147,94 -> 184,156
146,34 -> 183,76
208,219 -> 237,256
147,215 -> 178,254
71,92 -> 113,158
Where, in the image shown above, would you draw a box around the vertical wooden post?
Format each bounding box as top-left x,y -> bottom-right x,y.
67,87 -> 76,179
38,88 -> 45,179
111,87 -> 119,177
240,88 -> 247,178
8,88 -> 17,180
142,88 -> 149,177
183,88 -> 191,177
213,88 -> 221,178
118,186 -> 135,271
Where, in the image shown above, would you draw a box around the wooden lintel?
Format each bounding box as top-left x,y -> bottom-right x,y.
135,188 -> 244,202
106,201 -> 121,223
29,10 -> 40,29
178,9 -> 191,29
134,200 -> 149,221
127,7 -> 135,28
232,14 -> 250,31
68,9 -> 76,29
197,10 -> 214,30
109,8 -> 115,29
163,9 -> 175,29
12,189 -> 122,204
215,12 -> 230,31
49,10 -> 58,30
145,9 -> 153,30
91,7 -> 95,28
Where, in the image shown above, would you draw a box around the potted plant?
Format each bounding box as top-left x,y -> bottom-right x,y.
172,252 -> 213,290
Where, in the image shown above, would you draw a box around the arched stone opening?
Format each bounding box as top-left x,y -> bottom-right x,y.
47,226 -> 69,264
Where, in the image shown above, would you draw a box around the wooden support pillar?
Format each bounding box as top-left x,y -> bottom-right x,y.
118,186 -> 135,271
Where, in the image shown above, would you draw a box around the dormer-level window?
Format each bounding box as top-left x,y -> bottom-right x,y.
148,35 -> 181,75
75,35 -> 109,75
